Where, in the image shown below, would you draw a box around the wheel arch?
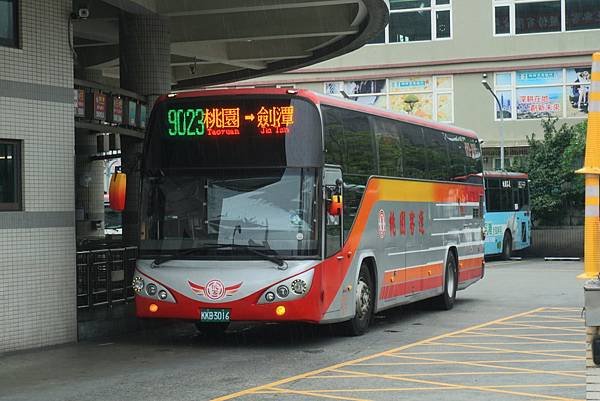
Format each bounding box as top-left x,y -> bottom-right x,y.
353,252 -> 378,312
361,256 -> 377,297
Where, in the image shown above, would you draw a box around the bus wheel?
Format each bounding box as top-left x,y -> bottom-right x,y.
501,231 -> 512,260
432,253 -> 457,310
341,263 -> 374,336
195,322 -> 229,336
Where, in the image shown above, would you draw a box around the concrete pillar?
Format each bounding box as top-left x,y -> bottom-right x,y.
75,131 -> 105,240
74,68 -> 110,242
119,13 -> 171,244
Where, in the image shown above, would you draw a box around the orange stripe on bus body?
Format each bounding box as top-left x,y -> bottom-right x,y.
459,256 -> 484,270
383,263 -> 444,284
320,178 -> 483,316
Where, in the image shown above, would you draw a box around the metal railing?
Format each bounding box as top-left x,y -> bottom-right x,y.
76,246 -> 138,309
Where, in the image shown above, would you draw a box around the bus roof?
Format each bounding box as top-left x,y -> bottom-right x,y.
483,171 -> 528,179
158,88 -> 479,140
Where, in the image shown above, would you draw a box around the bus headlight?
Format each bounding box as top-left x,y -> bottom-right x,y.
146,283 -> 157,296
259,269 -> 314,304
277,285 -> 290,298
132,272 -> 176,303
291,279 -> 307,295
133,276 -> 144,293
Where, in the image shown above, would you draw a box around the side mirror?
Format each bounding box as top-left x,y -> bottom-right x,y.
109,168 -> 127,211
328,194 -> 342,216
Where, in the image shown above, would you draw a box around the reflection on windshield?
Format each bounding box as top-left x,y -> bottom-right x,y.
140,168 -> 319,258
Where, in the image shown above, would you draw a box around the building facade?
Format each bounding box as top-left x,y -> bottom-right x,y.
0,0 -> 77,352
232,0 -> 599,169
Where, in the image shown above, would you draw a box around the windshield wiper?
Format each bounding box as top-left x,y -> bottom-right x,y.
152,242 -> 287,269
152,247 -> 214,266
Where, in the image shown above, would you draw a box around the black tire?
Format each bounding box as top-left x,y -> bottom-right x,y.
432,253 -> 457,310
195,322 -> 229,336
340,263 -> 374,336
501,231 -> 512,260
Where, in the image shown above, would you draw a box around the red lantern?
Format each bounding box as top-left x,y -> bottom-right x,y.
328,194 -> 342,216
109,171 -> 126,211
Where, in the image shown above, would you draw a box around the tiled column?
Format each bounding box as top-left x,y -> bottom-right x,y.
0,0 -> 76,352
119,13 -> 171,244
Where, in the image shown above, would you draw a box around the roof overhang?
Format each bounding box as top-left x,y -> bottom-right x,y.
72,0 -> 388,89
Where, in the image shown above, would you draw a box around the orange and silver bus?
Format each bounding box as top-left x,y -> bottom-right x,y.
132,88 -> 485,335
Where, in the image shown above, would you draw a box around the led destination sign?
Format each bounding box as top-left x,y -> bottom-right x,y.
167,104 -> 295,137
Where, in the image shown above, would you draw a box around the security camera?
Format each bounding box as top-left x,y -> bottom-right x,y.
77,8 -> 90,19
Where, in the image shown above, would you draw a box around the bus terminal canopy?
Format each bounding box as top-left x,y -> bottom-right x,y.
72,0 -> 389,89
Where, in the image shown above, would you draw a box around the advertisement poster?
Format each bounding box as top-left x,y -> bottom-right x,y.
343,79 -> 386,95
566,67 -> 591,117
390,93 -> 433,120
389,76 -> 432,93
324,82 -> 341,95
94,92 -> 106,121
495,90 -> 512,119
516,86 -> 562,119
73,89 -> 85,117
436,93 -> 453,122
112,97 -> 123,124
516,69 -> 562,86
435,76 -> 452,90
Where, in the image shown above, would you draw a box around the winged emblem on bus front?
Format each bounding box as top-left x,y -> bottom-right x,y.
188,280 -> 242,300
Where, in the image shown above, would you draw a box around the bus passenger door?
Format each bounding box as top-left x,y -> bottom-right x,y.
323,166 -> 345,313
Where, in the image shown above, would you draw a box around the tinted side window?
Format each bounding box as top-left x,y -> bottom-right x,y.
323,106 -> 345,167
323,106 -> 375,185
373,117 -> 402,177
465,137 -> 483,177
485,178 -> 500,212
340,108 -> 375,183
424,128 -> 449,181
446,133 -> 467,180
400,123 -> 427,179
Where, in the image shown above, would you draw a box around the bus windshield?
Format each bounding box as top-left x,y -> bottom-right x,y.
139,167 -> 320,259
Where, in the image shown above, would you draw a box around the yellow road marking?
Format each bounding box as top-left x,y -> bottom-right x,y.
400,349 -> 582,355
308,371 -> 578,379
410,341 -> 584,360
495,322 -> 584,333
508,320 -> 583,324
455,332 -> 583,343
334,368 -> 580,401
429,341 -> 586,346
265,387 -> 370,401
282,383 -> 585,394
356,358 -> 581,366
375,354 -> 585,378
525,315 -> 583,322
211,307 -> 583,400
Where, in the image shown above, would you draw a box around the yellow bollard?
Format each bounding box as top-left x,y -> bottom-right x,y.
577,53 -> 600,278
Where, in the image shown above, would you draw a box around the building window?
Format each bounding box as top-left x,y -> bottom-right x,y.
324,75 -> 454,123
492,67 -> 591,120
0,0 -> 18,47
370,0 -> 452,44
494,0 -> 600,35
0,139 -> 22,211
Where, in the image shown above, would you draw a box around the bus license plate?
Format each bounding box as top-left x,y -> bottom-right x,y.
200,308 -> 230,322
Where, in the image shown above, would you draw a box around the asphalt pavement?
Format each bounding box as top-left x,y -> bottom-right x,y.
0,258 -> 585,401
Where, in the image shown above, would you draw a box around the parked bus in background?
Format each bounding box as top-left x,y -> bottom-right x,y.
483,171 -> 531,259
131,88 -> 485,336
